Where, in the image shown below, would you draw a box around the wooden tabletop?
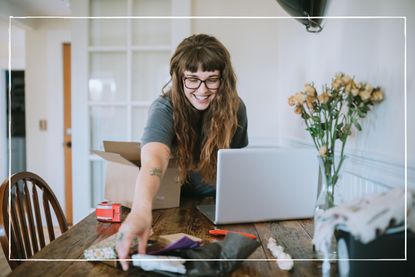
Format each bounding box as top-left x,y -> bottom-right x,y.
9,196 -> 337,276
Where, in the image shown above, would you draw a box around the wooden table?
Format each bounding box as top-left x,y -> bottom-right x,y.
9,196 -> 337,276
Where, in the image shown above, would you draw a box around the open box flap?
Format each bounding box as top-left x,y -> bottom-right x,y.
93,150 -> 137,167
103,141 -> 141,162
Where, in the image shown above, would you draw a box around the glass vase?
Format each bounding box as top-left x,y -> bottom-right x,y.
315,154 -> 348,210
313,154 -> 348,260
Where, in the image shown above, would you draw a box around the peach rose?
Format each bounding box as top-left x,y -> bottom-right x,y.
304,84 -> 317,96
319,145 -> 328,157
359,85 -> 373,102
371,89 -> 384,102
306,95 -> 316,110
294,105 -> 302,114
318,91 -> 331,104
294,92 -> 307,104
288,95 -> 296,106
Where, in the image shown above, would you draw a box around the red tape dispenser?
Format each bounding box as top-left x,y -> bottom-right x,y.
96,201 -> 121,223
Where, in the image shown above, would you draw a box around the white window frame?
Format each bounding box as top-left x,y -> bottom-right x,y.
71,0 -> 191,223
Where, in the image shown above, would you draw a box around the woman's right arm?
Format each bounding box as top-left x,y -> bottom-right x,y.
115,141 -> 171,271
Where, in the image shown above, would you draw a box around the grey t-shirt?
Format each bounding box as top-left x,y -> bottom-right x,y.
141,95 -> 248,188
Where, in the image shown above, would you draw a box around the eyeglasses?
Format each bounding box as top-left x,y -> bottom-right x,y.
183,76 -> 222,90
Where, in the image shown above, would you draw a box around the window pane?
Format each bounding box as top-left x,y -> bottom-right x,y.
90,0 -> 127,46
132,19 -> 171,46
132,51 -> 170,101
90,107 -> 128,150
90,160 -> 105,208
132,0 -> 171,15
132,107 -> 149,142
89,53 -> 127,102
132,0 -> 171,45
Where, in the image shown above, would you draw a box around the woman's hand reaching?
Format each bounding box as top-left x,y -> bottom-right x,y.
115,142 -> 170,271
115,209 -> 152,271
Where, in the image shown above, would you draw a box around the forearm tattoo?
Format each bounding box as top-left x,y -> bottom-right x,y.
149,167 -> 162,178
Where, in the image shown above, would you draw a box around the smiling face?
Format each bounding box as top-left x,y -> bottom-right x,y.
182,68 -> 221,111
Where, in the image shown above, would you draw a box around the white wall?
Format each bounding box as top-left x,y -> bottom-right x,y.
0,20 -> 26,182
192,0 -> 414,189
25,19 -> 70,210
0,71 -> 6,182
192,0 -> 283,146
277,1 -> 410,158
0,21 -> 26,69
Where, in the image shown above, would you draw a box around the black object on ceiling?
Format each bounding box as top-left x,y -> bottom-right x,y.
276,0 -> 330,33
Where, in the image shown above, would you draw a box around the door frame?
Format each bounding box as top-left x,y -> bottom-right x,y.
63,43 -> 73,225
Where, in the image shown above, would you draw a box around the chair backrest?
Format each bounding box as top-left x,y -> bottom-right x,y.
0,172 -> 68,269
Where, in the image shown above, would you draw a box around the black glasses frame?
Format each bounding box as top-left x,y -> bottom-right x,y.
182,76 -> 223,90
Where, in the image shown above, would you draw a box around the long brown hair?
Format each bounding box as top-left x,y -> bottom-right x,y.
165,34 -> 240,184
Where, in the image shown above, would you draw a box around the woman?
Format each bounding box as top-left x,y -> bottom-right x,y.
115,34 -> 248,270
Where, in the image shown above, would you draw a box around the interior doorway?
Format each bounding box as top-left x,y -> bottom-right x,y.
63,43 -> 73,225
6,70 -> 26,174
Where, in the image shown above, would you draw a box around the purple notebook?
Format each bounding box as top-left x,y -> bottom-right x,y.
149,236 -> 200,255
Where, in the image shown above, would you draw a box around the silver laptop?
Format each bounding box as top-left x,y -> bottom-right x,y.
197,147 -> 319,225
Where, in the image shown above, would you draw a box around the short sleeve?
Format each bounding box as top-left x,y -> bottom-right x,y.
140,96 -> 175,149
230,98 -> 249,148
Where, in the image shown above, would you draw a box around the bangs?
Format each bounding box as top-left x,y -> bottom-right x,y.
182,47 -> 225,73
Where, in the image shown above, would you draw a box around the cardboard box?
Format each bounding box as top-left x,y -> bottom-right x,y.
93,141 -> 181,209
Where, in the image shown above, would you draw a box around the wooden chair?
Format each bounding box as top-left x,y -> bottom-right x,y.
0,172 -> 69,269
